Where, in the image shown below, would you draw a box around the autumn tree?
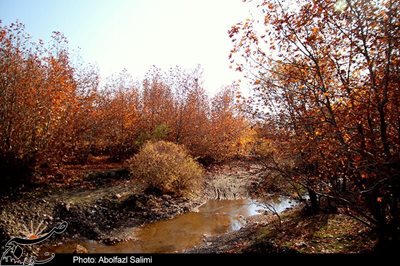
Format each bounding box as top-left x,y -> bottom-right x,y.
166,66 -> 212,158
67,63 -> 100,163
134,66 -> 249,162
92,69 -> 140,160
0,22 -> 112,193
230,0 -> 400,247
0,22 -> 81,187
0,21 -> 252,194
137,67 -> 175,143
209,86 -> 249,161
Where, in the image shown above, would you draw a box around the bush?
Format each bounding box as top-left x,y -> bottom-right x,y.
128,141 -> 204,197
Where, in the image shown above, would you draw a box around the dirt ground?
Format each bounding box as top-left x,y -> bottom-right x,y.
0,159 -> 376,254
188,206 -> 375,254
0,161 -> 201,246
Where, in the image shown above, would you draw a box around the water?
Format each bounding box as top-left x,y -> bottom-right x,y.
50,197 -> 295,253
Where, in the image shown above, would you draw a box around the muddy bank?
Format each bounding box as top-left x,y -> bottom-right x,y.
0,160 -> 375,254
188,205 -> 375,254
0,160 -> 287,249
50,198 -> 294,254
1,160 -> 270,251
55,193 -> 199,244
0,166 -> 201,247
186,206 -> 300,254
203,160 -> 266,200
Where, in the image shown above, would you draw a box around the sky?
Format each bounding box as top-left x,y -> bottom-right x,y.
0,0 -> 251,95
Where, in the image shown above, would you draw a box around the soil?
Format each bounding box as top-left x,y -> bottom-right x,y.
203,160 -> 266,199
188,206 -> 375,254
0,158 -> 376,254
0,161 -> 201,247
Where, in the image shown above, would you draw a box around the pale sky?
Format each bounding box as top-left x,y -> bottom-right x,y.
0,0 -> 250,94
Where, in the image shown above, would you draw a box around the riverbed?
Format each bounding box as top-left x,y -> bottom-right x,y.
49,197 -> 296,253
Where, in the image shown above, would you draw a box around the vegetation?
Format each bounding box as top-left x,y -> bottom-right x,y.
1,0 -> 399,254
128,141 -> 203,197
0,21 -> 248,193
230,0 -> 400,249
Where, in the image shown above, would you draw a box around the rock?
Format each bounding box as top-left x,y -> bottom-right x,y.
202,234 -> 210,242
147,198 -> 160,208
295,241 -> 307,248
103,238 -> 118,245
44,214 -> 53,221
162,194 -> 172,201
136,201 -> 144,209
73,244 -> 88,254
114,193 -> 122,199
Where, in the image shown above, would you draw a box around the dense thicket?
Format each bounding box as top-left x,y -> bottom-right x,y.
0,22 -> 251,191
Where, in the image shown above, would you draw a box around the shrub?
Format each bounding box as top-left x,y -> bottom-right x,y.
128,141 -> 204,197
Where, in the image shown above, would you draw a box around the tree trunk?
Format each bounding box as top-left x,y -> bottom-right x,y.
308,188 -> 319,213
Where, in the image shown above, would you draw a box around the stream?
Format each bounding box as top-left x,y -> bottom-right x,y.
50,197 -> 296,253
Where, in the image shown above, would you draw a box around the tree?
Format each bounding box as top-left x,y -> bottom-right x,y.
0,23 -> 76,165
93,69 -> 140,160
167,66 -> 211,158
139,67 -> 175,141
230,0 -> 400,247
209,86 -> 249,161
0,22 -> 94,189
0,20 -> 252,194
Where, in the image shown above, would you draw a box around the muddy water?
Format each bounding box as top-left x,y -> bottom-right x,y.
53,198 -> 295,253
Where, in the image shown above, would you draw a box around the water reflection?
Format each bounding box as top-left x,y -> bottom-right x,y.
52,198 -> 295,253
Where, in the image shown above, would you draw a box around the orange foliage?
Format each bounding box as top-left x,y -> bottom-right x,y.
230,0 -> 400,244
0,22 -> 251,191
